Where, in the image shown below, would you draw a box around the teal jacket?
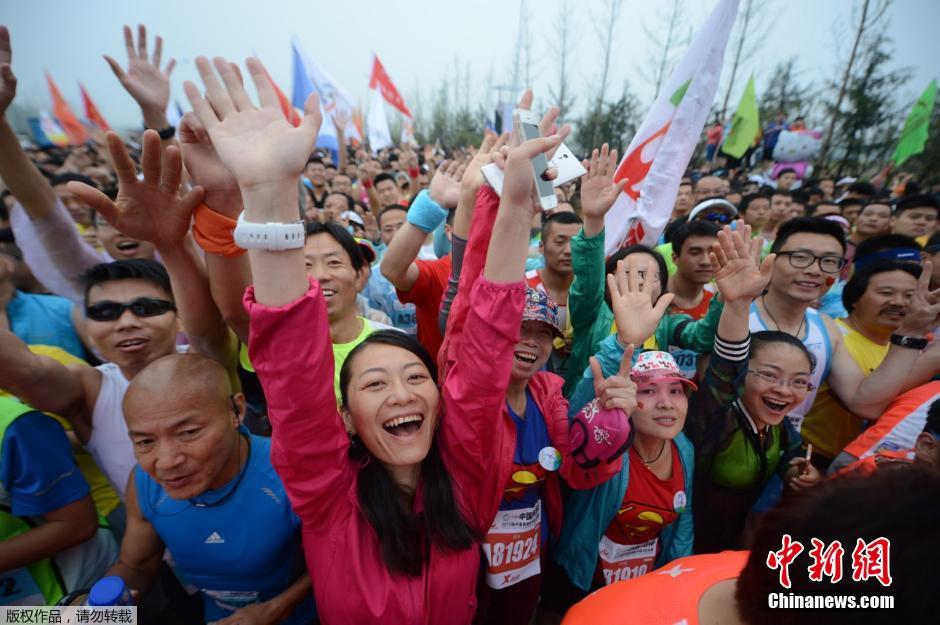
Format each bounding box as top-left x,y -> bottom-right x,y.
555,333 -> 695,591
563,228 -> 723,397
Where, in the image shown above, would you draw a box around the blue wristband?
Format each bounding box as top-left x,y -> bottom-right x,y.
406,190 -> 448,234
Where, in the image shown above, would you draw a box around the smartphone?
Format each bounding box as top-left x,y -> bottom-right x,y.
513,109 -> 557,211
481,141 -> 586,198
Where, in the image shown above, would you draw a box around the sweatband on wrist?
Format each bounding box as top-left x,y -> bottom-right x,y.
192,202 -> 246,258
407,190 -> 448,234
362,178 -> 373,189
408,167 -> 420,179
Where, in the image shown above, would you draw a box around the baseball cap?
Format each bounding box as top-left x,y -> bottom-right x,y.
522,288 -> 563,338
354,238 -> 376,264
342,210 -> 365,227
630,351 -> 698,391
688,198 -> 738,223
569,398 -> 634,469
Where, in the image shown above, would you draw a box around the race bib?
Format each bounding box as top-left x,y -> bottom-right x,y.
203,589 -> 260,613
597,535 -> 658,585
482,501 -> 541,589
0,569 -> 45,605
667,346 -> 698,380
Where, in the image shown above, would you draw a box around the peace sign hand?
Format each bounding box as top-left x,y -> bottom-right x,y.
590,343 -> 637,414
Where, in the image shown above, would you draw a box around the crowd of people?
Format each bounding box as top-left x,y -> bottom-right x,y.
0,22 -> 938,625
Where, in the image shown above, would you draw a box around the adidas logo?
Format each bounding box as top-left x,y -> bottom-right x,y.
204,531 -> 225,544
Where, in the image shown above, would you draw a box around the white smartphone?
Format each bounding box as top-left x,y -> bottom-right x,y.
481,142 -> 586,198
513,109 -> 557,211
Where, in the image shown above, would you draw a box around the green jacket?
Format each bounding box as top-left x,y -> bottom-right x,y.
563,228 -> 724,397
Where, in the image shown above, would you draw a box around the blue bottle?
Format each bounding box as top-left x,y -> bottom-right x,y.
87,576 -> 132,606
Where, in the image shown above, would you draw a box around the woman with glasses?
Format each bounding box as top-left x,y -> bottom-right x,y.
686,231 -> 824,551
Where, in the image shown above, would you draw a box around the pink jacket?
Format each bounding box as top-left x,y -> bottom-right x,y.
246,275 -> 524,625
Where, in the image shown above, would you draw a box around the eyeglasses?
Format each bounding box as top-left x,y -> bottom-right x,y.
777,250 -> 846,274
702,212 -> 733,224
86,297 -> 177,322
747,369 -> 816,392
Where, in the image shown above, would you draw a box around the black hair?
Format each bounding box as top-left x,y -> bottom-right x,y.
750,330 -> 816,372
662,215 -> 689,244
306,155 -> 324,166
804,185 -> 823,198
604,244 -> 669,310
304,221 -> 365,272
736,467 -> 940,624
327,192 -> 356,213
373,172 -> 396,188
846,181 -> 876,197
50,172 -> 97,189
837,196 -> 864,209
83,259 -> 173,306
858,199 -> 892,215
893,194 -> 939,217
672,220 -> 720,256
842,260 -> 922,313
738,193 -> 769,214
338,330 -> 480,575
770,188 -> 791,198
776,167 -> 797,178
805,201 -> 840,217
926,230 -> 940,253
926,399 -> 940,437
853,234 -> 922,265
377,204 -> 408,228
790,189 -> 809,205
770,217 -> 846,255
540,211 -> 583,241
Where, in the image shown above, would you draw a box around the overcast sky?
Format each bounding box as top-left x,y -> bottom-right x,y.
4,0 -> 939,132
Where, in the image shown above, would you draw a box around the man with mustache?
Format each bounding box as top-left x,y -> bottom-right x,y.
801,260 -> 922,464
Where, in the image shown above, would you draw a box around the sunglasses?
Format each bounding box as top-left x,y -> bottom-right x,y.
702,212 -> 733,224
86,297 -> 177,322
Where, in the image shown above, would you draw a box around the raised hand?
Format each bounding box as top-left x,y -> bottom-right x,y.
178,111 -> 240,216
710,221 -> 774,305
0,26 -> 16,116
460,131 -> 509,194
104,25 -> 175,126
184,56 -> 322,207
499,134 -> 561,215
897,260 -> 940,337
428,159 -> 464,209
66,130 -> 204,251
608,256 -> 675,346
581,143 -> 627,236
590,343 -> 637,413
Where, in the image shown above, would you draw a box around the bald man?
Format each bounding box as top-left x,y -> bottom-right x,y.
107,354 -> 315,625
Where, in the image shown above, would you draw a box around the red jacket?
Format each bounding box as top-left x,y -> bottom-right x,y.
246,275 -> 524,625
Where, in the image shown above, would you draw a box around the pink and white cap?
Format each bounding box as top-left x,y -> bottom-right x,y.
630,351 -> 698,390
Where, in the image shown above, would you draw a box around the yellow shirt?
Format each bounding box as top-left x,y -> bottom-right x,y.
801,319 -> 891,458
0,345 -> 121,517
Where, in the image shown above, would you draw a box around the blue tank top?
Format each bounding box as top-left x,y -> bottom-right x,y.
749,302 -> 832,432
135,434 -> 314,624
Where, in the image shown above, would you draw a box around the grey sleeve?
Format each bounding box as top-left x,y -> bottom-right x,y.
438,233 -> 468,335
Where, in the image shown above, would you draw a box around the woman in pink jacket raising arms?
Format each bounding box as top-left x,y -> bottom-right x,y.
185,55 -> 563,624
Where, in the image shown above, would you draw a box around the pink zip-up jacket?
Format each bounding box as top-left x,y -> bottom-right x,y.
245,274 -> 524,625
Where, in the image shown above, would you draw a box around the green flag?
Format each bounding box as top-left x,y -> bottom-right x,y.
722,76 -> 759,159
893,79 -> 937,166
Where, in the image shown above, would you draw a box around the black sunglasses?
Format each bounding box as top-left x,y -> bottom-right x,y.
86,297 -> 177,322
703,212 -> 733,224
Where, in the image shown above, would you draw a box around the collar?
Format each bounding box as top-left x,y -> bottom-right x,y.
734,399 -> 762,434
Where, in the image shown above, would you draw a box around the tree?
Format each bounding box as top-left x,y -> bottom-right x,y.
642,0 -> 689,101
817,0 -> 890,165
547,0 -> 577,120
760,57 -> 814,122
591,0 -> 624,112
576,81 -> 641,155
825,33 -> 911,175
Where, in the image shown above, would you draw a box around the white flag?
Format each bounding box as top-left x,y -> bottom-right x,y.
291,37 -> 361,143
367,88 -> 393,152
605,0 -> 740,253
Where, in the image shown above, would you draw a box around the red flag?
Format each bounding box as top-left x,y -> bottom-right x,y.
261,65 -> 301,127
45,72 -> 88,144
368,55 -> 412,118
78,83 -> 112,132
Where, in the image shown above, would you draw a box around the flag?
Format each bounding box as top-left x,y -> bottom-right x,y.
892,79 -> 937,166
721,74 -> 759,158
369,55 -> 412,118
291,39 -> 361,147
45,72 -> 88,145
605,0 -> 740,253
367,88 -> 393,152
28,111 -> 70,147
260,62 -> 301,127
79,83 -> 111,132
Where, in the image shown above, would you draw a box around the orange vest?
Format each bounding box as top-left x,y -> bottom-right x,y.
562,551 -> 748,625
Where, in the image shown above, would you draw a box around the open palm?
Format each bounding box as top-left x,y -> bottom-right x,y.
609,256 -> 674,346
104,25 -> 174,113
185,56 -> 321,192
581,143 -> 626,221
178,112 -> 240,216
0,26 -> 17,116
712,222 -> 774,304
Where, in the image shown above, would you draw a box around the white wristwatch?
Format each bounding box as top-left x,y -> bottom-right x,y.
233,212 -> 306,251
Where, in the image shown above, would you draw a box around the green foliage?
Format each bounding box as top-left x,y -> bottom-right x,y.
900,105 -> 940,186
574,84 -> 642,155
760,58 -> 814,122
